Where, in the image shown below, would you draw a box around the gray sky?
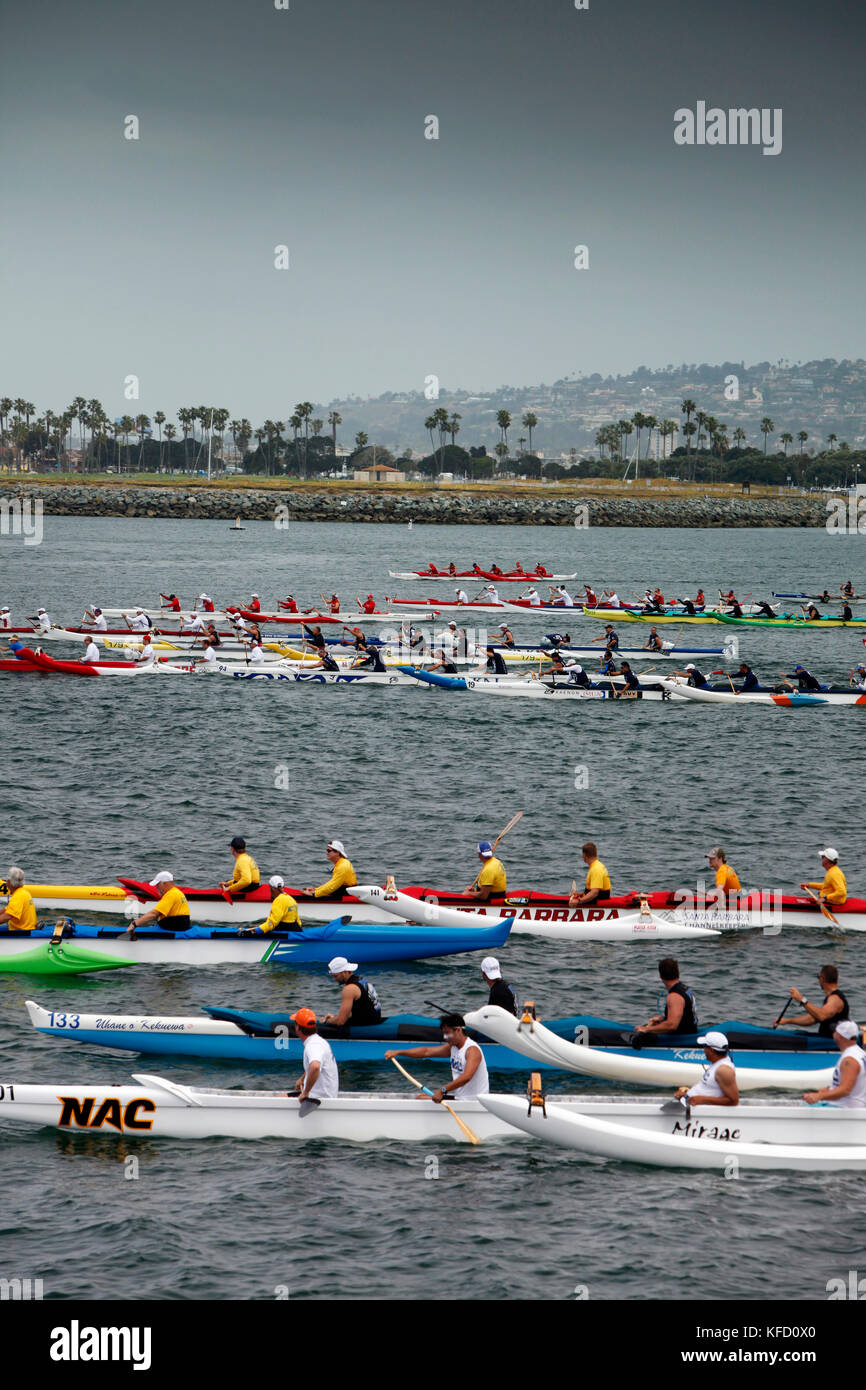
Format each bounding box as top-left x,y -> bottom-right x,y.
2,0 -> 864,424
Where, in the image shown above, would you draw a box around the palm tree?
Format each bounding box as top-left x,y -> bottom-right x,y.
797,430 -> 808,455
134,413 -> 151,471
311,419 -> 323,437
681,398 -> 696,477
733,427 -> 746,451
642,414 -> 657,464
153,411 -> 166,471
231,418 -> 252,469
827,433 -> 837,452
496,409 -> 512,457
354,432 -> 368,453
328,410 -> 342,456
780,432 -> 793,456
0,397 -> 11,452
164,423 -> 177,471
760,417 -> 775,455
631,412 -> 646,477
522,411 -> 538,454
448,412 -> 461,447
120,415 -> 136,472
618,419 -> 633,463
694,411 -> 709,456
178,408 -> 193,472
494,442 -> 508,473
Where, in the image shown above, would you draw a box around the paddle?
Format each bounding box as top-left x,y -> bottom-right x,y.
424,998 -> 462,1014
465,811 -> 524,891
773,996 -> 795,1028
803,885 -> 840,928
390,1057 -> 482,1145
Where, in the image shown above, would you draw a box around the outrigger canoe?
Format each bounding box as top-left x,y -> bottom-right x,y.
659,679 -> 866,707
3,1074 -> 862,1150
388,569 -> 577,582
478,1096 -> 866,1170
464,1006 -> 836,1091
0,649 -> 192,676
714,611 -> 866,629
25,1001 -> 844,1073
0,914 -> 510,966
12,881 -> 866,932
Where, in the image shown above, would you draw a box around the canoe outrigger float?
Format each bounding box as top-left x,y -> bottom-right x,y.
25,1001 -> 846,1073
2,1073 -> 861,1151
659,679 -> 866,707
9,881 -> 866,932
0,942 -> 133,975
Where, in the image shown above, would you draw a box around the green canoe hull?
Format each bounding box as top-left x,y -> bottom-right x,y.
714,613 -> 866,630
0,942 -> 134,975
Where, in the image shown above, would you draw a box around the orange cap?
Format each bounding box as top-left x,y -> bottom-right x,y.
290,1007 -> 317,1027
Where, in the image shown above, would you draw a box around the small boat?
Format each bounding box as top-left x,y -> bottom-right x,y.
230,518 -> 245,532
231,608 -> 432,626
458,674 -> 673,701
581,607 -> 722,625
714,612 -> 866,629
773,592 -> 865,602
352,884 -> 719,941
659,679 -> 866,707
478,1096 -> 866,1170
464,1005 -> 836,1089
0,649 -> 192,677
206,664 -> 423,685
0,942 -> 133,975
24,1001 -> 846,1072
388,569 -> 578,583
0,913 -> 510,966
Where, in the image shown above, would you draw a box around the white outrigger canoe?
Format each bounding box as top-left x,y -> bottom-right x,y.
352,885 -> 721,942
463,1006 -> 836,1091
1,1074 -> 860,1150
659,678 -> 866,707
478,1095 -> 866,1170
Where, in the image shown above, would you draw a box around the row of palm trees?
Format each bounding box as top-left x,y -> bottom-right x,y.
0,397 -> 353,475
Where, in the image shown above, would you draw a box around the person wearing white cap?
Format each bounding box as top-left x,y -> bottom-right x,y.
0,607 -> 11,629
674,1032 -> 739,1107
497,622 -> 515,647
481,957 -> 516,1015
304,840 -> 357,900
801,849 -> 847,907
851,664 -> 866,691
128,608 -> 151,631
454,586 -> 469,605
385,1014 -> 490,1102
123,871 -> 191,935
238,875 -> 300,935
465,840 -> 506,900
197,593 -> 215,612
804,1020 -> 866,1108
80,636 -> 100,663
34,607 -> 52,633
481,583 -> 500,604
519,585 -> 542,606
181,611 -> 206,634
248,593 -> 262,613
323,957 -> 383,1028
673,663 -> 709,689
564,661 -> 590,688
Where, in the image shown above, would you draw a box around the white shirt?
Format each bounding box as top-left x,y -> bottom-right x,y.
137,644 -> 155,665
82,641 -> 100,662
449,1037 -> 489,1098
184,615 -> 205,632
130,613 -> 149,630
302,1033 -> 339,1099
37,613 -> 51,632
249,645 -> 265,664
201,645 -> 217,664
831,1043 -> 866,1108
0,613 -> 10,628
687,1056 -> 736,1100
558,588 -> 574,607
485,588 -> 500,603
91,614 -> 108,631
856,675 -> 866,691
606,593 -> 620,608
526,589 -> 541,606
455,589 -> 468,604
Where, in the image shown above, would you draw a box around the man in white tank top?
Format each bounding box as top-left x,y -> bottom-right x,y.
674,1031 -> 739,1107
804,1019 -> 866,1108
385,1014 -> 490,1102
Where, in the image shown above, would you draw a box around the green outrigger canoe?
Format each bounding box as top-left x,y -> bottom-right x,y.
0,941 -> 133,976
714,613 -> 866,630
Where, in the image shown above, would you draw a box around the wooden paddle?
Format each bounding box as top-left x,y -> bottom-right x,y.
390,1057 -> 482,1145
465,810 -> 524,891
803,885 -> 840,927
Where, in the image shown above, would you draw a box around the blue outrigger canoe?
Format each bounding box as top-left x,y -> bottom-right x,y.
25,1004 -> 839,1073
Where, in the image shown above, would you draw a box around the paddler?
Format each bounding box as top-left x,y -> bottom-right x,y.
238,875 -> 301,935
642,626 -> 664,652
129,607 -> 151,631
706,846 -> 740,896
485,646 -> 508,674
736,661 -> 760,691
455,586 -> 469,604
615,660 -> 641,693
776,964 -> 850,1036
583,583 -> 598,607
248,593 -> 262,613
160,593 -> 182,612
551,585 -> 574,607
290,1008 -> 339,1100
35,607 -> 52,633
197,643 -> 218,668
804,603 -> 822,621
804,1020 -> 866,1107
0,867 -> 37,932
198,593 -> 215,612
465,840 -> 506,901
0,607 -> 11,628
779,664 -> 822,692
564,662 -> 591,687
755,600 -> 776,619
304,840 -> 357,899
220,836 -> 261,896
384,1014 -> 490,1101
122,871 -> 191,934
602,589 -> 621,608
181,611 -> 207,635
205,622 -> 222,647
301,623 -> 327,655
569,841 -> 611,906
850,664 -> 866,690
633,958 -> 698,1036
519,585 -> 542,606
497,622 -> 515,647
135,633 -> 156,665
323,956 -> 383,1028
481,956 -> 517,1014
328,594 -> 341,613
281,595 -> 299,613
80,635 -> 100,663
800,847 -> 847,906
426,649 -> 459,675
673,1032 -> 739,1107
593,623 -> 619,649
301,649 -> 341,673
675,662 -> 709,688
358,594 -> 377,614
89,607 -> 108,631
842,579 -> 855,598
841,601 -> 854,622
352,646 -> 386,672
248,638 -> 266,664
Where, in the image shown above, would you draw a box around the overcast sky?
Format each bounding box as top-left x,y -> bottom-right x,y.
2,0 -> 864,423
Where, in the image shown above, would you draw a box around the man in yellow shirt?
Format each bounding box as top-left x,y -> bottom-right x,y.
304,840 -> 357,899
802,848 -> 847,906
0,866 -> 37,931
220,836 -> 261,896
123,871 -> 191,935
706,847 -> 741,896
466,841 -> 506,901
569,842 -> 611,906
239,875 -> 301,935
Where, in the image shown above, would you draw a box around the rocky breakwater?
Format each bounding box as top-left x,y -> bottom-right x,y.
0,483 -> 829,527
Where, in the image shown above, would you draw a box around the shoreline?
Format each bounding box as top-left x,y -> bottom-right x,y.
0,482 -> 829,527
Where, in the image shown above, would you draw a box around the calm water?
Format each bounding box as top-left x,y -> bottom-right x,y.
1,518 -> 864,1300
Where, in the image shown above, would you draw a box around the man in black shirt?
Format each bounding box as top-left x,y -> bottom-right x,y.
633,958 -> 698,1036
481,956 -> 517,1015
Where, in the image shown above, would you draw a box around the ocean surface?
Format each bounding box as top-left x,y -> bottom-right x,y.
1,517 -> 864,1301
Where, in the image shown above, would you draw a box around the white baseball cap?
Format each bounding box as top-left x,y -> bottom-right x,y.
149,870 -> 174,886
566,663 -> 583,673
697,1031 -> 729,1051
268,875 -> 284,889
820,848 -> 839,861
327,839 -> 346,856
37,608 -> 46,614
481,956 -> 502,979
685,663 -> 696,670
835,1020 -> 859,1040
498,623 -> 509,631
328,956 -> 358,975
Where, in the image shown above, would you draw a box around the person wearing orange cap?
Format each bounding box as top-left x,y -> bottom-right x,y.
290,1008 -> 339,1100
359,594 -> 376,614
